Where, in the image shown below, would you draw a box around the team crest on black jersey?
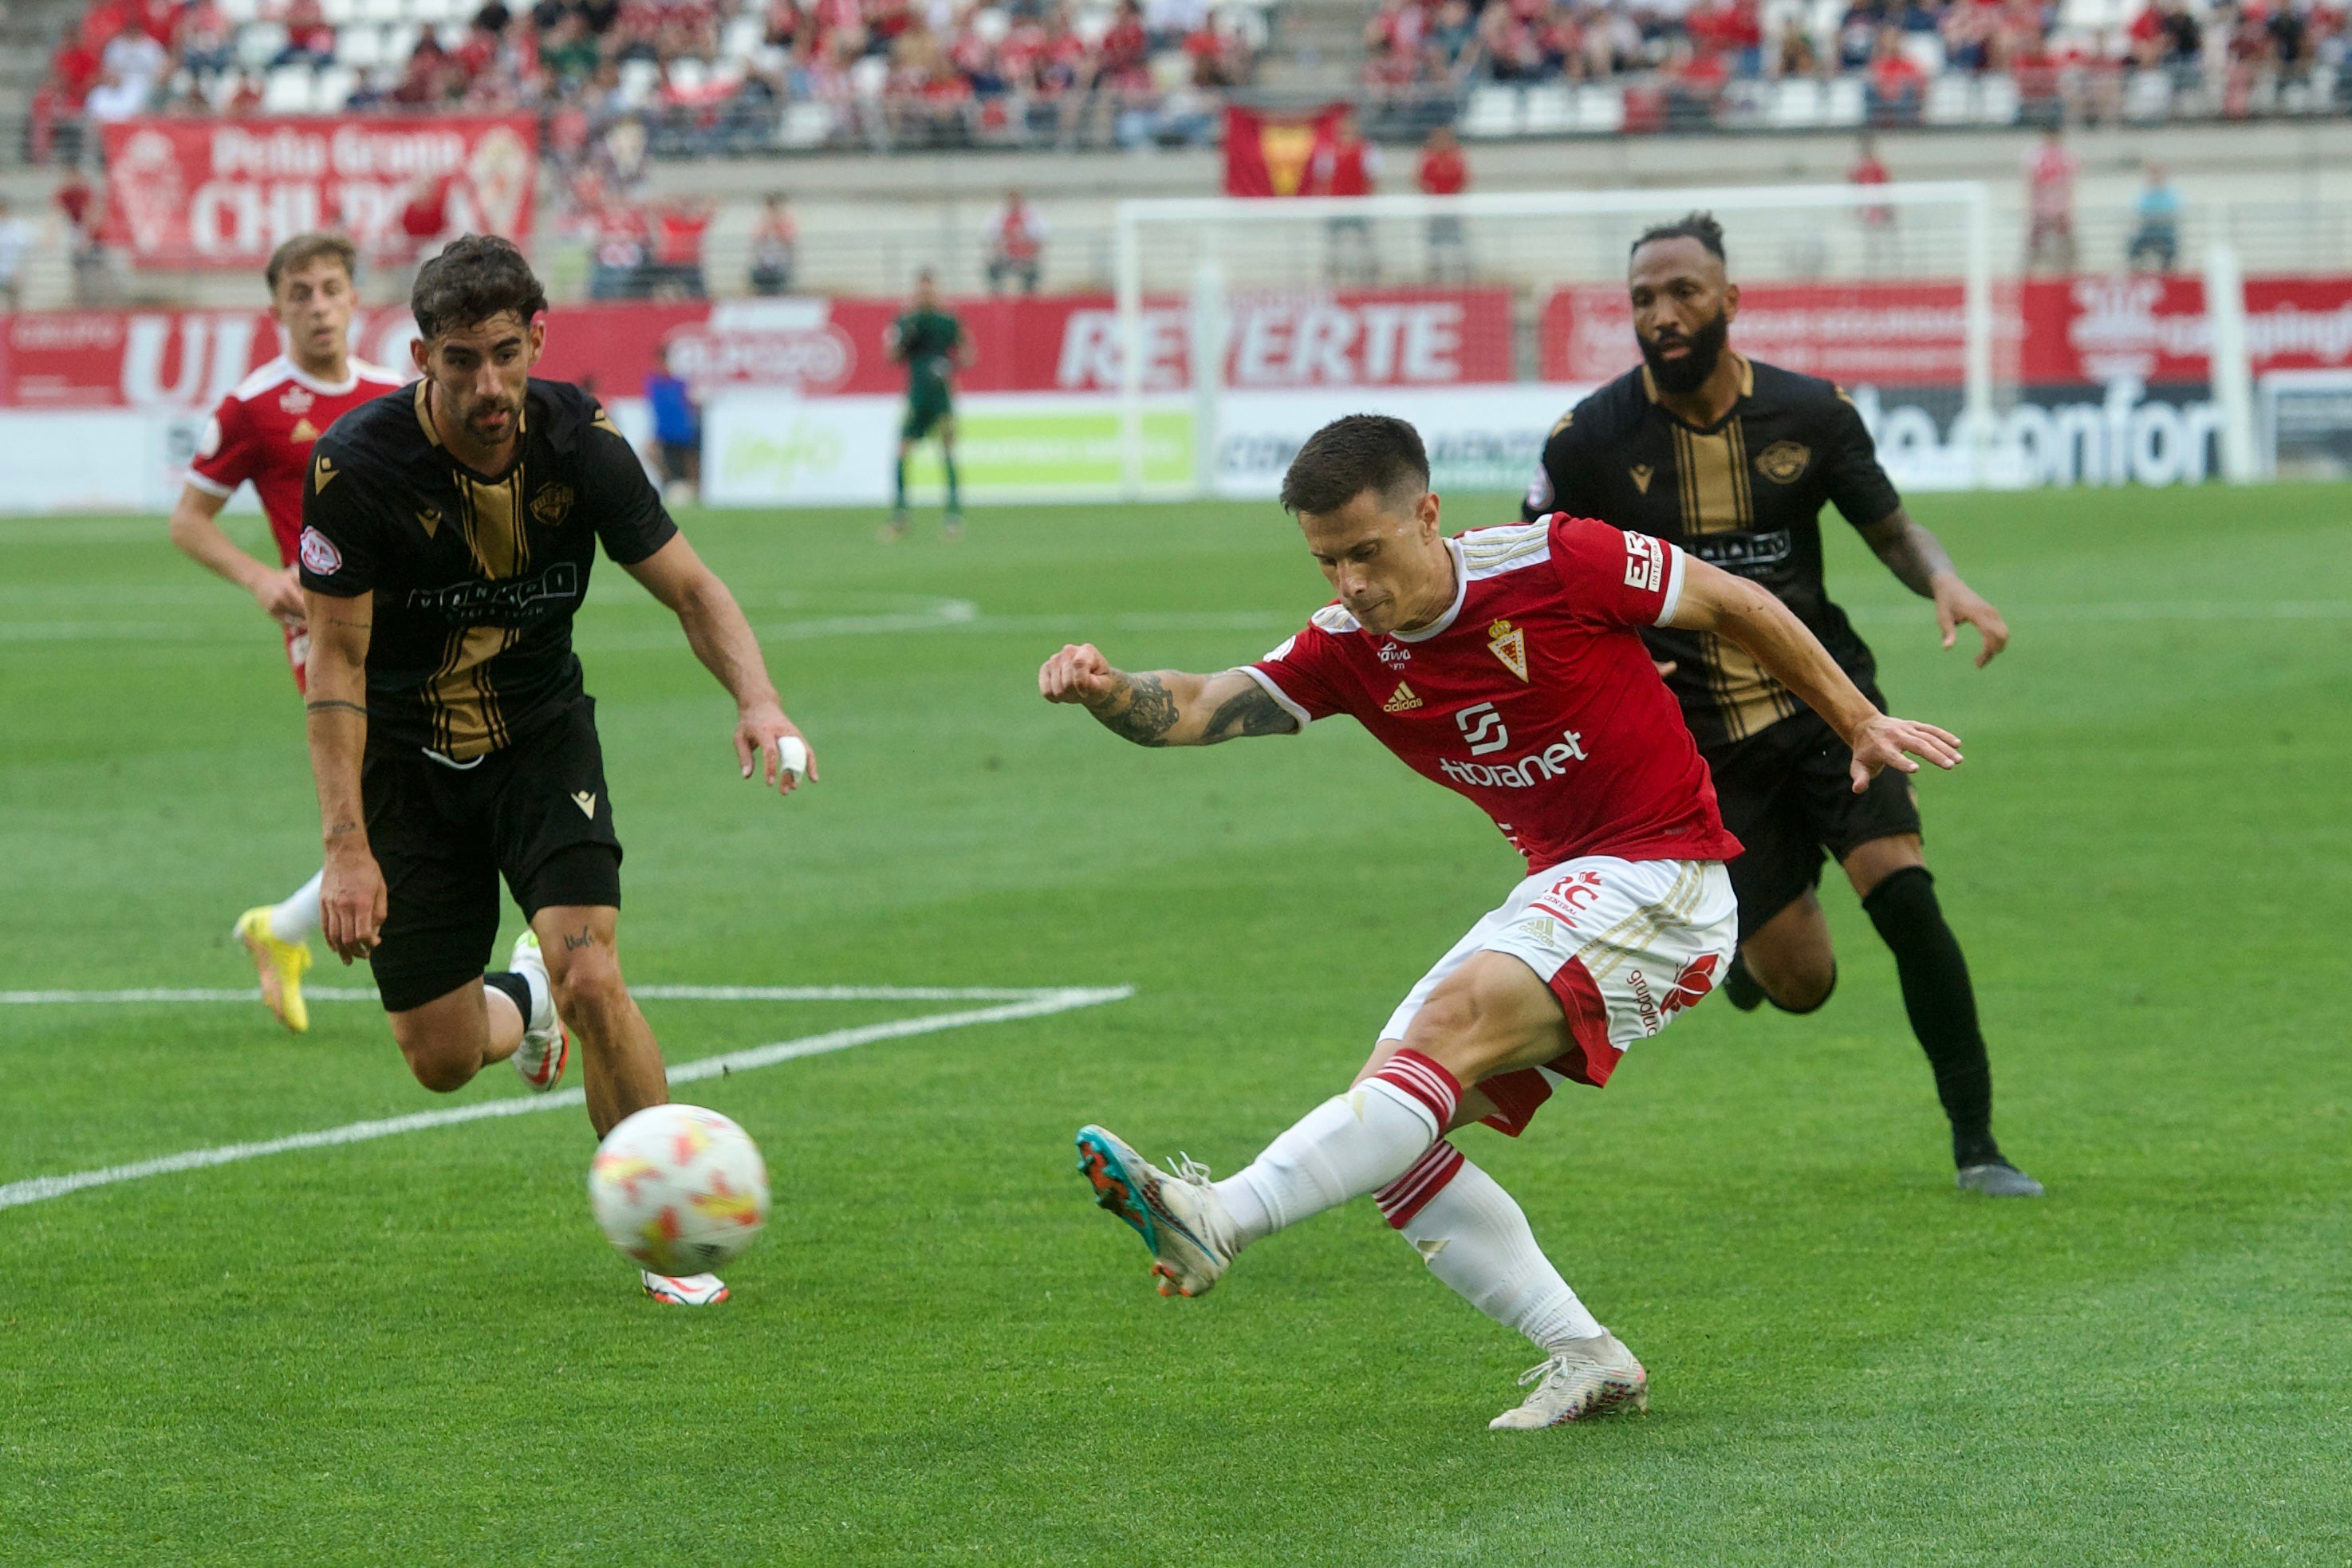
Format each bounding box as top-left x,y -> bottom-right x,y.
1754,440 -> 1811,483
530,483 -> 575,526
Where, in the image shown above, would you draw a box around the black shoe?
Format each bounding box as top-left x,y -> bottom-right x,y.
1721,951 -> 1766,1012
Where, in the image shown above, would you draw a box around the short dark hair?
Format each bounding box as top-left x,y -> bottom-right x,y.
266,232 -> 357,294
412,234 -> 548,340
1630,211 -> 1727,262
1279,414 -> 1429,515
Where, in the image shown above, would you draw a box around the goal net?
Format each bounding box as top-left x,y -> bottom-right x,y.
1109,181 -> 2007,502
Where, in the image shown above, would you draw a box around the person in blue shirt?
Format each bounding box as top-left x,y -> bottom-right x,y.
644,342 -> 701,503
2128,163 -> 2181,273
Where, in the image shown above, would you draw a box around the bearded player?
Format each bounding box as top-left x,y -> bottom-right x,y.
299,235 -> 816,1306
1523,212 -> 2040,1198
1041,415 -> 1964,1428
169,232 -> 408,1034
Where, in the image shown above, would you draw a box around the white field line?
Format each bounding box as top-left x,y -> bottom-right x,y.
1,983 -> 1085,1006
0,985 -> 1132,1212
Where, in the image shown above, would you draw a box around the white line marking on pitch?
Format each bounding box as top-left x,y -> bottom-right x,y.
0,985 -> 1131,1212
1,984 -> 1088,1006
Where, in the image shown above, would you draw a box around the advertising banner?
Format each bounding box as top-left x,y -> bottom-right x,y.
1540,282 -> 1981,387
99,116 -> 538,270
0,290 -> 1515,410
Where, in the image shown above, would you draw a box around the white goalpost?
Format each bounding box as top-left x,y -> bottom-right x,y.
1111,179 -> 2000,502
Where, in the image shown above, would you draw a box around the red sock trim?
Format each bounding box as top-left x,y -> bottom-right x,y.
1375,1140 -> 1464,1229
1373,1048 -> 1461,1129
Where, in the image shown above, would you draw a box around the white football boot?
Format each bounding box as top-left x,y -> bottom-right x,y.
1489,1333 -> 1650,1429
1074,1125 -> 1238,1298
506,932 -> 570,1093
642,1271 -> 730,1306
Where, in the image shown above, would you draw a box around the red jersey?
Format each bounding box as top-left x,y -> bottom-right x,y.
1248,515 -> 1742,873
186,355 -> 408,565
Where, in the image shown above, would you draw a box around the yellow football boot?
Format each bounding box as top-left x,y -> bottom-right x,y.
234,906 -> 313,1033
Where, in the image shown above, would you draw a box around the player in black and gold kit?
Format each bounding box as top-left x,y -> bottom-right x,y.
299,236 -> 818,1302
1526,213 -> 2040,1197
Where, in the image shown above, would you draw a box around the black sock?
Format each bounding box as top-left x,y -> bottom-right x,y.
483,970 -> 532,1023
1723,951 -> 1767,1011
1861,866 -> 2000,1167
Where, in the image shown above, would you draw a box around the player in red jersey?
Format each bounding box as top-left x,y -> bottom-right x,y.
1041,416 -> 1963,1428
169,232 -> 406,1034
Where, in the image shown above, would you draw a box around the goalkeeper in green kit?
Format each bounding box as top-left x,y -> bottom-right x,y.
882,270 -> 974,542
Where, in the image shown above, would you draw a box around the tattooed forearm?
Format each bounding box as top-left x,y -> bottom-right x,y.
305,699 -> 368,718
1089,672 -> 1181,747
1200,680 -> 1298,743
1857,507 -> 1956,597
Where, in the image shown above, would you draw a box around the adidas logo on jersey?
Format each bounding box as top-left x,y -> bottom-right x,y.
1382,682 -> 1424,714
290,417 -> 321,444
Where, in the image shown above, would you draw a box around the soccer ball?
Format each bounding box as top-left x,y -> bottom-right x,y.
588,1104 -> 771,1275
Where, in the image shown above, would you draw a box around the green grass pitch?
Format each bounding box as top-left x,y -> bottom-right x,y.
2,483 -> 2348,1565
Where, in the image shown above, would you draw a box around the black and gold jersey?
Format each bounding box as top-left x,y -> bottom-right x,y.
1523,355 -> 1903,751
298,377 -> 678,761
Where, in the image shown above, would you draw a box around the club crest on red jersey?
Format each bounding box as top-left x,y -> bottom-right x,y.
1487,619 -> 1527,682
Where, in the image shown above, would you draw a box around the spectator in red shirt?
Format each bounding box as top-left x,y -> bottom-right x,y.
1866,26 -> 1925,123
1313,108 -> 1381,283
51,23 -> 103,108
1417,124 -> 1469,282
652,201 -> 712,297
1850,132 -> 1897,271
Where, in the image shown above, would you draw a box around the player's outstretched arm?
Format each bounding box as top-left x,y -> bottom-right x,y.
301,590 -> 386,963
1854,505 -> 2010,668
1666,557 -> 1963,794
622,534 -> 815,796
168,483 -> 306,625
1038,644 -> 1299,747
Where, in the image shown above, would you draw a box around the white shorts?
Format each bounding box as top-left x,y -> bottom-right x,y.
1379,855 -> 1738,1136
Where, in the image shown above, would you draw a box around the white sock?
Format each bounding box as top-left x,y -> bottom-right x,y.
1397,1151 -> 1605,1354
1211,1051 -> 1458,1251
267,869 -> 325,944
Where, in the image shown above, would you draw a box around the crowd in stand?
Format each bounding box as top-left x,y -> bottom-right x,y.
29,0 -> 1271,158
1364,0 -> 2350,113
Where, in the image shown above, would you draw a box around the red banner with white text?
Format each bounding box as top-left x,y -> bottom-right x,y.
0,289 -> 1516,408
99,116 -> 538,270
1539,275 -> 2352,387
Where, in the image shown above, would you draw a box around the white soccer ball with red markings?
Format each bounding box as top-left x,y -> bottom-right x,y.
588,1104 -> 771,1274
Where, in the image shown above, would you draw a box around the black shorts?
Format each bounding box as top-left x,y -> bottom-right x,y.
364,695 -> 624,1012
1707,691 -> 1922,941
657,439 -> 697,482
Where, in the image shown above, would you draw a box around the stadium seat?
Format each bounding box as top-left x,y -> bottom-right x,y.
1977,73 -> 2019,124
1824,75 -> 1865,124
358,0 -> 402,22
203,69 -> 249,109
719,14 -> 762,59
2124,69 -> 2173,120
238,22 -> 289,69
1574,85 -> 1627,132
1769,77 -> 1825,128
849,54 -> 888,100
1901,33 -> 1945,73
1073,7 -> 1112,45
779,100 -> 837,148
220,0 -> 260,20
262,64 -> 316,113
383,22 -> 420,61
618,57 -> 661,108
320,0 -> 355,22
1924,73 -> 1973,124
313,64 -> 357,109
337,24 -> 384,67
1521,83 -> 1573,134
410,0 -> 456,20
1460,84 -> 1523,139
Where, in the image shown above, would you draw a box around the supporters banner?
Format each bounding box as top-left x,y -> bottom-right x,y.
98,116 -> 538,270
0,290 -> 1515,408
1222,104 -> 1346,198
